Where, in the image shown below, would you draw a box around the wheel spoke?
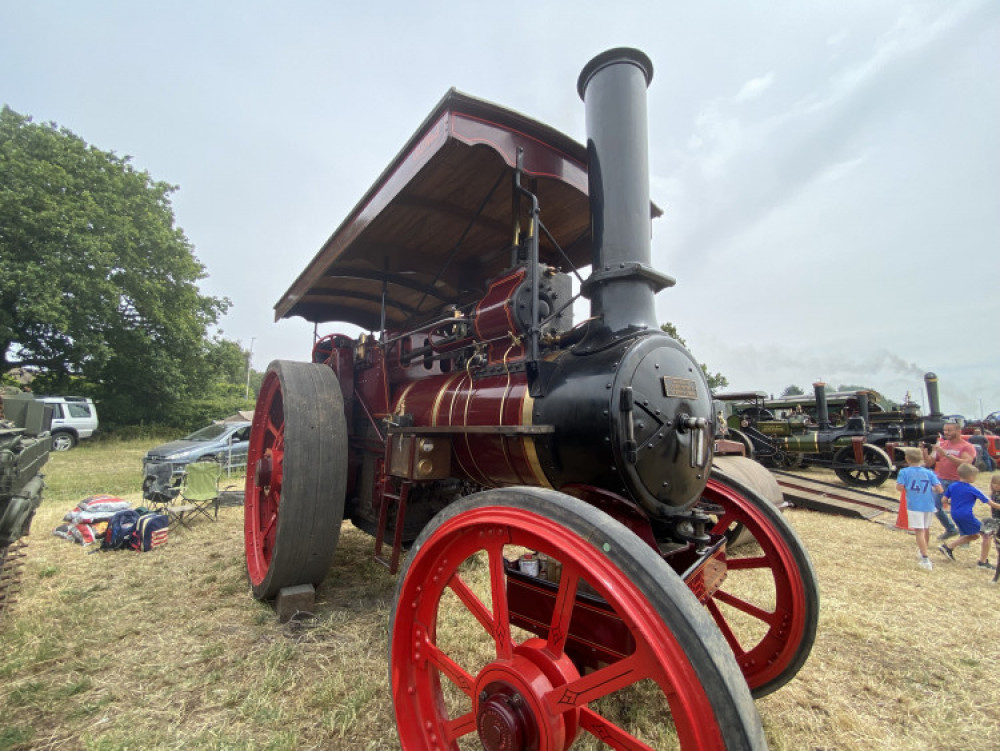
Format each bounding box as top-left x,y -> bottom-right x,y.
545,651 -> 648,711
487,542 -> 513,659
725,554 -> 768,571
579,706 -> 658,751
704,597 -> 746,656
444,712 -> 477,743
715,582 -> 779,624
546,560 -> 581,655
448,572 -> 504,646
422,635 -> 476,696
261,510 -> 277,540
709,509 -> 737,534
447,548 -> 515,659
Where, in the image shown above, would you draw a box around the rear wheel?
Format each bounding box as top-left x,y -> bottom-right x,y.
833,443 -> 892,487
244,360 -> 348,600
50,431 -> 76,451
700,472 -> 819,698
391,487 -> 766,750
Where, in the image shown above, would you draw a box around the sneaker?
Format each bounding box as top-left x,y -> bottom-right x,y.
937,530 -> 958,541
938,544 -> 956,561
977,561 -> 995,570
919,557 -> 933,571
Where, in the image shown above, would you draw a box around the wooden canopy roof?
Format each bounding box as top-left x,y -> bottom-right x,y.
274,90 -> 615,330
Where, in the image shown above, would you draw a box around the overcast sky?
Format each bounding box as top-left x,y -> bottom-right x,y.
3,1 -> 998,417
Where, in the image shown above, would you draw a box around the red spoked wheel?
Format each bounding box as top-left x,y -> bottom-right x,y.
244,360 -> 348,600
390,487 -> 765,750
701,468 -> 820,698
713,456 -> 784,549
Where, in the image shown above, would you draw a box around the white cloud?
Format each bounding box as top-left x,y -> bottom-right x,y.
734,72 -> 775,102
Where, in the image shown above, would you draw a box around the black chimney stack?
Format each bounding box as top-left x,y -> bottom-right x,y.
857,391 -> 870,425
813,382 -> 831,429
577,48 -> 675,340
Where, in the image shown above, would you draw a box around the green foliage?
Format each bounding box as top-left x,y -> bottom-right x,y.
659,323 -> 729,391
836,384 -> 871,393
782,384 -> 805,396
0,105 -> 244,428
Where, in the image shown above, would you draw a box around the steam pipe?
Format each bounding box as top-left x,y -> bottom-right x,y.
577,48 -> 674,340
924,372 -> 942,417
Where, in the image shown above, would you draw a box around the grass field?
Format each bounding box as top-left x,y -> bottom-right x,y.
2,439 -> 998,750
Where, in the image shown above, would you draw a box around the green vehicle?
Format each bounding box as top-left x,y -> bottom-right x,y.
0,389 -> 52,618
716,382 -> 894,488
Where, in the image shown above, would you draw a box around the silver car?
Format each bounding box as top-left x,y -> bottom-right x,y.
143,421 -> 251,477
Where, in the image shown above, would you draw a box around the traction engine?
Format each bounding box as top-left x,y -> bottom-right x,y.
245,48 -> 819,750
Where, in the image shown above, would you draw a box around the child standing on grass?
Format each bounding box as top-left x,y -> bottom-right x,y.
896,447 -> 943,570
938,463 -> 994,570
982,475 -> 1000,583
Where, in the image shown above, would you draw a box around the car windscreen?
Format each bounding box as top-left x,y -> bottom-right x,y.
184,424 -> 230,441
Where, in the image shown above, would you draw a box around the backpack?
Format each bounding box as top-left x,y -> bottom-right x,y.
130,513 -> 169,552
101,509 -> 140,551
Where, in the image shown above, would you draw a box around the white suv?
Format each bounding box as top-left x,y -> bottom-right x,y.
37,396 -> 99,451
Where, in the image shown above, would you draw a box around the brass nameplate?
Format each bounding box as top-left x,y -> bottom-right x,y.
662,376 -> 698,400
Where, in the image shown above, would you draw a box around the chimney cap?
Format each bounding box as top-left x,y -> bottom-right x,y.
578,47 -> 653,100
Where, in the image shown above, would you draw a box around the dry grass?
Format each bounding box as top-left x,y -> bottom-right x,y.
2,443 -> 998,750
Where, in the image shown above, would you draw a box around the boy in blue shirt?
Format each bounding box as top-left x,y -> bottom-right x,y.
896,447 -> 943,570
938,462 -> 995,569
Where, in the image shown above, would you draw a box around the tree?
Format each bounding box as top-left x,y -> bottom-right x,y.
659,323 -> 729,391
836,384 -> 871,393
0,106 -> 232,426
781,384 -> 805,397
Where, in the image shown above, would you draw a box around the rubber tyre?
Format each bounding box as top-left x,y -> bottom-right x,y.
702,472 -> 820,698
390,487 -> 766,750
713,455 -> 784,548
244,360 -> 348,600
833,443 -> 893,488
50,431 -> 76,451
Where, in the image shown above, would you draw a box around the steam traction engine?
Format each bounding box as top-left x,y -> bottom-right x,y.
245,49 -> 819,749
721,382 -> 897,487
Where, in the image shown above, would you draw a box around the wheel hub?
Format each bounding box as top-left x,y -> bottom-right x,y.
473,640 -> 579,751
254,452 -> 273,488
477,683 -> 535,751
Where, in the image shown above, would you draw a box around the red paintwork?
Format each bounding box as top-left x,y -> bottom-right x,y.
963,430 -> 1000,462
390,502 -> 733,749
392,370 -> 543,487
473,268 -> 527,362
244,372 -> 284,588
701,477 -> 813,695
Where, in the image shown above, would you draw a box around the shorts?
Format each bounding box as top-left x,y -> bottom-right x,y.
952,514 -> 981,536
981,518 -> 1000,536
907,510 -> 934,529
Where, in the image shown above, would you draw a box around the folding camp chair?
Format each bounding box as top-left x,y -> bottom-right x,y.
142,461 -> 180,508
177,461 -> 223,523
142,461 -> 196,529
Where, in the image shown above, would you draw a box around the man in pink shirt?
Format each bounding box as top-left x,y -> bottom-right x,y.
922,421 -> 977,540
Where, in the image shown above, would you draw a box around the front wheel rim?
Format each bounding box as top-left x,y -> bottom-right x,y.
244,371 -> 284,587
701,476 -> 818,697
391,495 -> 757,750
